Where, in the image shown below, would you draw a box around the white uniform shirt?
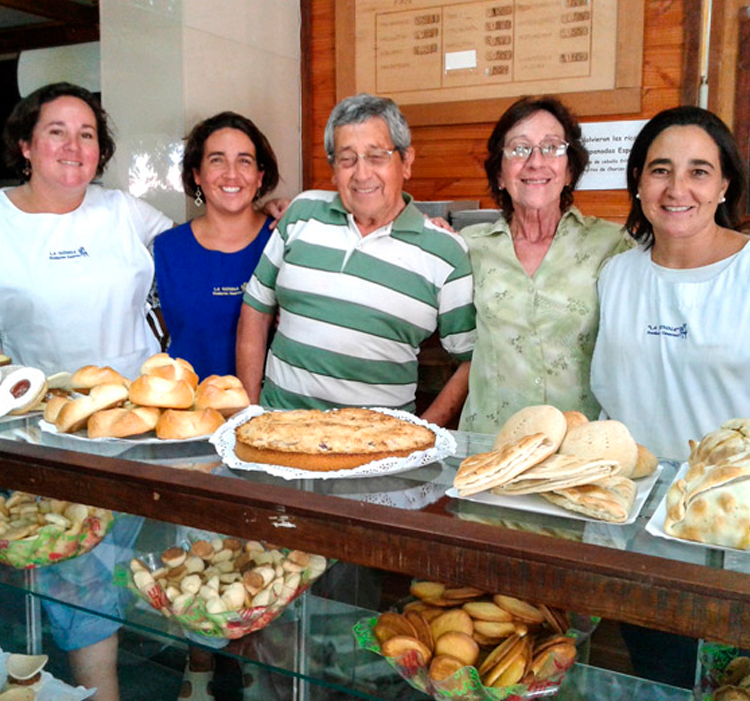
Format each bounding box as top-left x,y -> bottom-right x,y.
0,185 -> 172,378
591,242 -> 750,462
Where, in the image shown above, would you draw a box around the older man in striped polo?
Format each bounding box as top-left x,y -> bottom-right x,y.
236,94 -> 475,427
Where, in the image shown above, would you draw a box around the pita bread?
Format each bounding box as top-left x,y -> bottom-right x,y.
494,405 -> 567,452
558,420 -> 638,478
454,433 -> 556,496
664,453 -> 750,548
540,476 -> 637,523
491,454 -> 621,495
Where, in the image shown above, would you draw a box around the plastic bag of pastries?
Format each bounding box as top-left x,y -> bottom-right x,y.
353,580 -> 594,700
118,536 -> 328,639
0,491 -> 114,568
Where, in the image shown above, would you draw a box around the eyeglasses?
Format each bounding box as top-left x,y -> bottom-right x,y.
502,140 -> 569,161
331,148 -> 396,169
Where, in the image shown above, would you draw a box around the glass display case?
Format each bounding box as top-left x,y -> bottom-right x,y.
0,412 -> 739,699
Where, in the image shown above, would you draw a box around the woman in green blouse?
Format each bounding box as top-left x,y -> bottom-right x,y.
459,96 -> 631,434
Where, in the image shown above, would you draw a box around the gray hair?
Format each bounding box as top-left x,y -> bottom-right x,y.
324,94 -> 411,162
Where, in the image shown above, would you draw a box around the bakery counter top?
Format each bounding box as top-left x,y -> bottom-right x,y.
1,416 -> 750,647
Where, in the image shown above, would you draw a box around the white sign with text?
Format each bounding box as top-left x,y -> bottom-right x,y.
577,120 -> 647,191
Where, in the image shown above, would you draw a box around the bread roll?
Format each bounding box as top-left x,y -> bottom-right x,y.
87,405 -> 161,438
43,395 -> 69,423
55,383 -> 130,433
156,408 -> 225,440
70,365 -> 130,392
632,444 -> 658,479
129,375 -> 194,409
195,375 -> 250,417
140,353 -> 198,389
562,410 -> 589,432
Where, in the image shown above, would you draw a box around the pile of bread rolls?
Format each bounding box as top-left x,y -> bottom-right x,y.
372,580 -> 576,691
43,353 -> 250,440
129,537 -> 327,637
453,405 -> 658,523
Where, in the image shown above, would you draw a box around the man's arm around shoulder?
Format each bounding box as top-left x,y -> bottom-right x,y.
236,304 -> 275,404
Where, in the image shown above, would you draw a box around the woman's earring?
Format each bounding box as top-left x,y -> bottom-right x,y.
22,159 -> 31,177
194,186 -> 204,207
720,195 -> 726,203
636,193 -> 640,200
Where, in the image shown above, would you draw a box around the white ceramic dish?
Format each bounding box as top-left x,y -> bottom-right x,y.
213,405 -> 456,481
646,462 -> 750,554
446,464 -> 663,525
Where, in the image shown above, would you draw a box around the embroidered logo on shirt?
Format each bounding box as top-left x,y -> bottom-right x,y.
212,285 -> 243,297
647,323 -> 688,339
49,246 -> 89,260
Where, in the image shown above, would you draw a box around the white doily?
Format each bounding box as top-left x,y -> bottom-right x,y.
211,405 -> 456,480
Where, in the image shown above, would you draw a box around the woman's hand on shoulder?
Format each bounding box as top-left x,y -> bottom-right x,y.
427,215 -> 458,234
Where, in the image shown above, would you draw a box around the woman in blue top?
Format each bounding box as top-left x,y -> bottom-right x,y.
154,111 -> 279,380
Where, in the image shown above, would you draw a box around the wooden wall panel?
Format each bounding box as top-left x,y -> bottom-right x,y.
303,0 -> 688,222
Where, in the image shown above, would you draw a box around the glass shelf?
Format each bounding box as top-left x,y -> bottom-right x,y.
0,556 -> 692,701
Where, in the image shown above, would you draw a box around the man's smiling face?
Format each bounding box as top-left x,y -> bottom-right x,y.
331,117 -> 414,236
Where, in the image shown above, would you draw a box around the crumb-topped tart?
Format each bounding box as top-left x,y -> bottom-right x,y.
234,408 -> 436,471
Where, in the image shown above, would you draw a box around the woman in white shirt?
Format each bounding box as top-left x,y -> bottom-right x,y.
591,106 -> 748,465
0,82 -> 172,379
0,82 -> 172,701
590,104 -> 749,690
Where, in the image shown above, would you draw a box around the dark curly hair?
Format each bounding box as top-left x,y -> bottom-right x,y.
485,96 -> 589,221
625,106 -> 748,248
181,112 -> 279,201
2,82 -> 115,182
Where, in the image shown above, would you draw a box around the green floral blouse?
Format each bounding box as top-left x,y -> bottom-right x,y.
458,207 -> 632,435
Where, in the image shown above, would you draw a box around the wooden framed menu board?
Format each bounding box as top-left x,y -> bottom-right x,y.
335,0 -> 643,125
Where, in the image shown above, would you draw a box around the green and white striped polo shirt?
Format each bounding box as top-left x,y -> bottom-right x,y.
243,190 -> 476,412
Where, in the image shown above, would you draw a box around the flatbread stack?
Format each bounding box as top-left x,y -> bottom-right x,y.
453,433 -> 557,497
493,454 -> 622,496
540,476 -> 637,524
454,405 -> 655,523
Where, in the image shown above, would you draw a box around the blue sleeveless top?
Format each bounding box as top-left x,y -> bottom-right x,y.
153,218 -> 273,379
